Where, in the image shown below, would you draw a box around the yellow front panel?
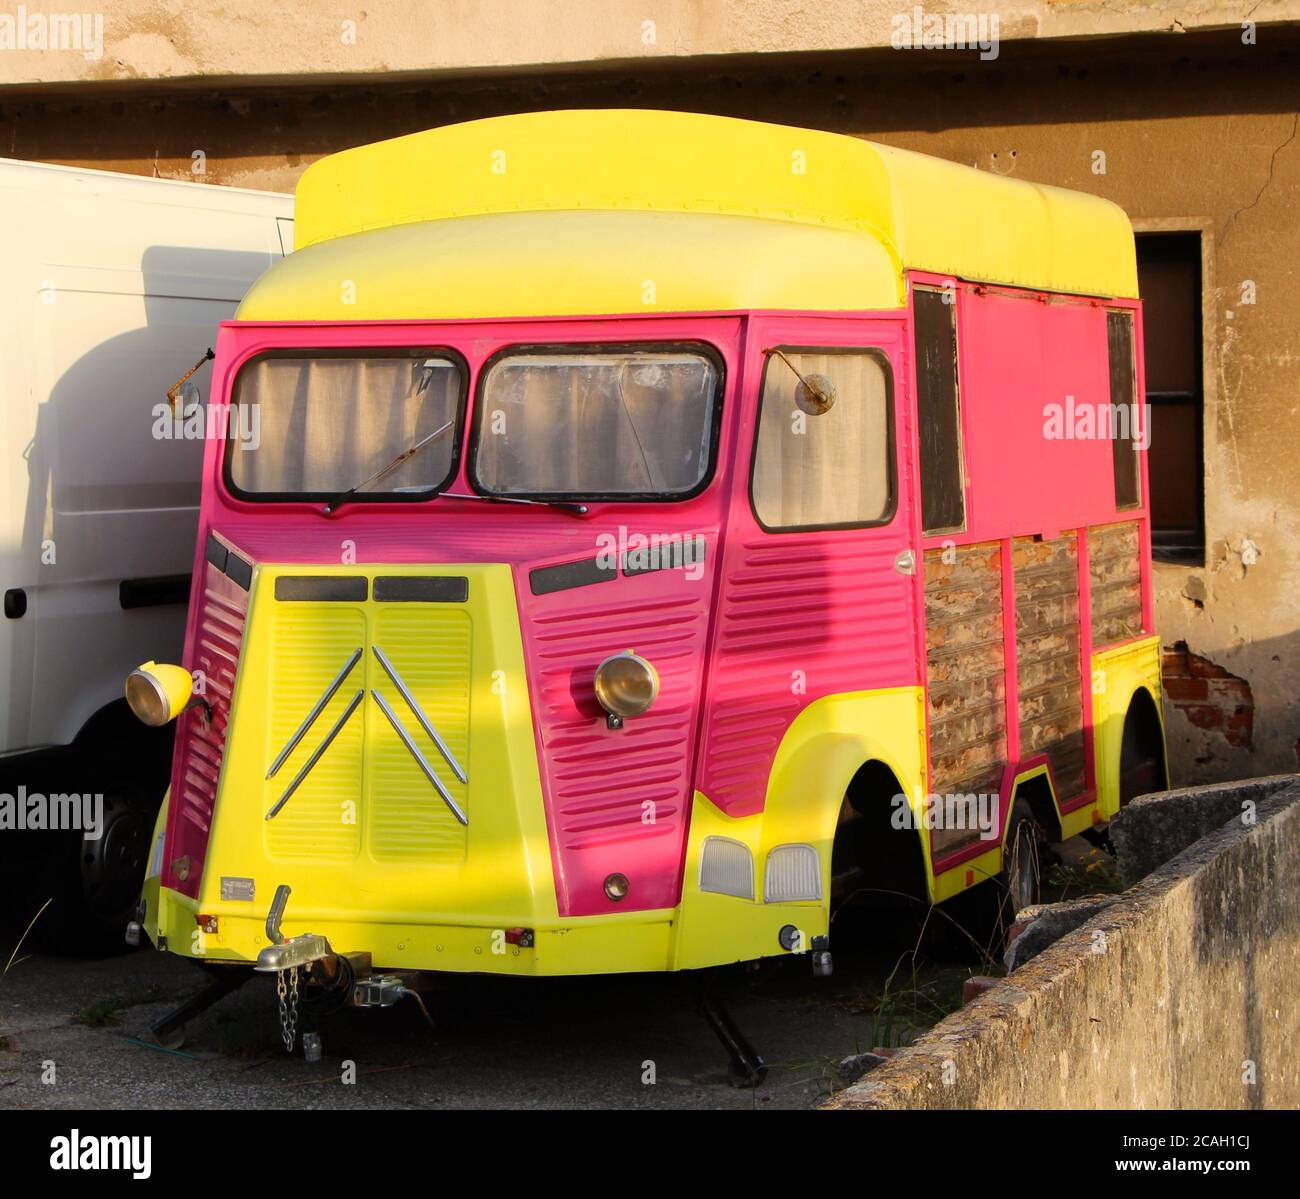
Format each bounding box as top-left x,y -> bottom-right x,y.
264,605 -> 366,861
145,563 -> 965,974
189,563 -> 564,971
368,607 -> 471,864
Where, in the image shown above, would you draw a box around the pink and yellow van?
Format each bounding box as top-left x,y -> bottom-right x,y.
126,110 -> 1165,1055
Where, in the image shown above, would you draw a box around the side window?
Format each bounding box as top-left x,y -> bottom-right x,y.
1107,309 -> 1141,510
751,348 -> 893,531
912,287 -> 966,534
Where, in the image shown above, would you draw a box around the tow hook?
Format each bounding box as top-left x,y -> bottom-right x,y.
254,882 -> 336,972
255,884 -> 338,1055
253,883 -> 435,1052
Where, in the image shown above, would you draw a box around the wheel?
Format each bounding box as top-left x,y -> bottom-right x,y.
1002,800 -> 1043,916
27,782 -> 157,956
932,799 -> 1045,964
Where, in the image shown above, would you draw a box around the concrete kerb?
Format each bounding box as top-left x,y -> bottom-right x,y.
825,776 -> 1300,1109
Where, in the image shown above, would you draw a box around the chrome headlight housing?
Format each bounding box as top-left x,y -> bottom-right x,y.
593,651 -> 659,722
125,661 -> 194,727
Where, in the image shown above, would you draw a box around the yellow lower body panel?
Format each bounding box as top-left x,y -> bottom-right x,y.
1091,634 -> 1166,822
151,882 -> 676,976
146,787 -> 839,976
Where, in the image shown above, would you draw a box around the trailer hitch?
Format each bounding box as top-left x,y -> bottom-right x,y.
255,883 -> 336,972
255,884 -> 339,1054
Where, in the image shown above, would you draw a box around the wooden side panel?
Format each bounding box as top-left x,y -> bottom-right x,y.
1013,532 -> 1087,802
1089,520 -> 1144,647
923,541 -> 1006,854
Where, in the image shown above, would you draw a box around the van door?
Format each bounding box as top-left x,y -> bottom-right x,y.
697,314 -> 921,819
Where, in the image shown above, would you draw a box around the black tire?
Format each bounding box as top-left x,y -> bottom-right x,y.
25,782 -> 157,956
1001,800 -> 1044,916
930,800 -> 1044,964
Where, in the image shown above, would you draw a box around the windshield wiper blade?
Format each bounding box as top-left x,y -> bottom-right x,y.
323,419 -> 456,515
441,492 -> 589,516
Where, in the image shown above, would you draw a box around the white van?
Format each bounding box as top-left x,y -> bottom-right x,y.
0,160 -> 291,952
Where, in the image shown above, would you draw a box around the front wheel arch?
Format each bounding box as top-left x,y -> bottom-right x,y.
831,759 -> 929,908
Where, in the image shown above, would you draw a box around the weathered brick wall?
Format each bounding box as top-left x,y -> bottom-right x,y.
1162,641 -> 1254,752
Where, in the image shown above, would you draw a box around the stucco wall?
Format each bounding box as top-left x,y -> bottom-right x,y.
1,1 -> 1296,89
0,19 -> 1296,784
826,778 -> 1300,1109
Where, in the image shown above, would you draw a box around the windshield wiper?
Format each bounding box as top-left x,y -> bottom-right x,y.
442,492 -> 589,516
322,419 -> 456,515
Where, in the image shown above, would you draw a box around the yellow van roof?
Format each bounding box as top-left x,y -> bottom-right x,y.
238,109 -> 1137,321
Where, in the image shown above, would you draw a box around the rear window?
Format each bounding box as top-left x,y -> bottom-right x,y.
1107,309 -> 1142,510
472,347 -> 721,499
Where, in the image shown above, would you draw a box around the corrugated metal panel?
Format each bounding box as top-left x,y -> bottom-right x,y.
368,608 -> 471,863
165,561 -> 247,897
263,606 -> 366,861
523,577 -> 712,916
700,532 -> 916,817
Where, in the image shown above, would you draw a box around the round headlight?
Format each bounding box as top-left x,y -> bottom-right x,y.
593,651 -> 659,719
125,661 -> 193,727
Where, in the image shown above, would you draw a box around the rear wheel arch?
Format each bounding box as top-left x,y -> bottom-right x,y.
1119,684 -> 1168,805
1008,771 -> 1063,844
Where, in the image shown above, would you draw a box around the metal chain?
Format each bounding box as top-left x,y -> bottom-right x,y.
277,966 -> 300,1054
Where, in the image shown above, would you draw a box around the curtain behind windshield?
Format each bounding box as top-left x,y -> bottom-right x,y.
228,354 -> 462,497
474,350 -> 718,497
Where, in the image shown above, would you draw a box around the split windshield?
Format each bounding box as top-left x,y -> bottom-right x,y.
225,344 -> 721,504
471,348 -> 720,499
227,351 -> 464,501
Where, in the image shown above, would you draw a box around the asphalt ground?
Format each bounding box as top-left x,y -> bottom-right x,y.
0,908 -> 972,1111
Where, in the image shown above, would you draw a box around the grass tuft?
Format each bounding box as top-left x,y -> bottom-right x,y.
72,984 -> 167,1029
